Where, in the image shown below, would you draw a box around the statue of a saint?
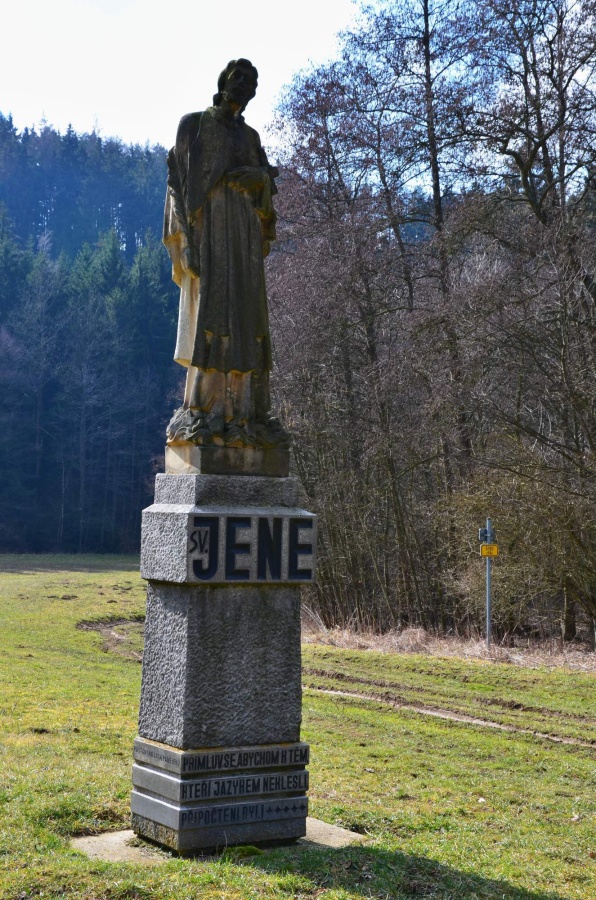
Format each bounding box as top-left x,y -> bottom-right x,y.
163,59 -> 289,451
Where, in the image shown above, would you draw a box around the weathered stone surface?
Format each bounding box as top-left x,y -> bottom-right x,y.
141,506 -> 316,585
133,738 -> 310,775
131,791 -> 308,832
70,830 -> 166,864
135,467 -> 315,851
132,764 -> 309,804
140,504 -> 191,583
166,444 -> 290,477
132,739 -> 183,773
131,812 -> 306,853
131,734 -> 309,851
163,60 -> 289,459
73,818 -> 365,862
137,583 -> 302,748
141,473 -> 316,585
153,473 -> 306,507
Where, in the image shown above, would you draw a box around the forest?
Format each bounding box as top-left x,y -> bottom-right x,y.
1,0 -> 595,644
0,118 -> 178,555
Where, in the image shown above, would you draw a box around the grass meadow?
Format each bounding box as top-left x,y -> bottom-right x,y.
0,555 -> 594,899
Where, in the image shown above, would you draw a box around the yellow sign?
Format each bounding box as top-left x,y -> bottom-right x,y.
481,544 -> 499,557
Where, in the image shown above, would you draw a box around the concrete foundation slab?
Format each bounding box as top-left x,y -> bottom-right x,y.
71,818 -> 366,862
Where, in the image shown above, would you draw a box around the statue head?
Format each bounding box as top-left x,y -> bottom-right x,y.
214,59 -> 258,113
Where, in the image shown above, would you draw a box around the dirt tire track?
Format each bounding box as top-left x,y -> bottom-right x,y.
304,684 -> 596,749
303,666 -> 596,724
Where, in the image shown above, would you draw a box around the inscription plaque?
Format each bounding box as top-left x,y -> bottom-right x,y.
132,737 -> 309,849
133,764 -> 309,804
131,791 -> 308,831
187,512 -> 316,584
134,738 -> 310,775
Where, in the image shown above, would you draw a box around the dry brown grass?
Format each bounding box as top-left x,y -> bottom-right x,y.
300,606 -> 596,672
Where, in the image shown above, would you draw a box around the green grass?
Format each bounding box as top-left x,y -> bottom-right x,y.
0,554 -> 595,899
302,646 -> 596,743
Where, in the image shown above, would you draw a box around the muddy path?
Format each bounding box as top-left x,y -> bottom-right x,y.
304,683 -> 596,749
303,666 -> 596,725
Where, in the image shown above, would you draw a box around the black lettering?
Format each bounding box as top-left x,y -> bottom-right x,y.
225,517 -> 251,579
257,517 -> 282,580
198,529 -> 209,553
192,516 -> 219,580
288,518 -> 314,580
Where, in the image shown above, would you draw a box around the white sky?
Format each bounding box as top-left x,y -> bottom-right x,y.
1,0 -> 360,155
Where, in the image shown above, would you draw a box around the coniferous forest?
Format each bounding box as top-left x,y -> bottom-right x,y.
0,117 -> 179,554
1,0 -> 596,644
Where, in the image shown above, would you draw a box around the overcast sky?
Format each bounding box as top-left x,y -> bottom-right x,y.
1,0 -> 360,154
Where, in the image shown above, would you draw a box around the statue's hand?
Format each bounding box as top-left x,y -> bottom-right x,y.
226,166 -> 265,192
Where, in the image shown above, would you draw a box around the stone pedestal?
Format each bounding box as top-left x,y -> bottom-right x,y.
132,472 -> 316,853
165,443 -> 290,477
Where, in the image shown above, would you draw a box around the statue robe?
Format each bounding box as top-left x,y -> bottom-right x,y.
163,106 -> 277,377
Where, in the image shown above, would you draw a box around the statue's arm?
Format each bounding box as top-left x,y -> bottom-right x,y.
225,127 -> 278,255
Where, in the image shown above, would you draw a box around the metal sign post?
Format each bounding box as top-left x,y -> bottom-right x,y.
478,518 -> 498,650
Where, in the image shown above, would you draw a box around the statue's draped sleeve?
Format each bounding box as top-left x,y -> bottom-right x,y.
163,115 -> 205,365
163,113 -> 204,286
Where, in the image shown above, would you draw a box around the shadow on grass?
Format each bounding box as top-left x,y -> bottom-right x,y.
245,843 -> 573,900
0,553 -> 140,574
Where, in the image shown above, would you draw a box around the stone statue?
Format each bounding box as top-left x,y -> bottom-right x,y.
163,59 -> 289,451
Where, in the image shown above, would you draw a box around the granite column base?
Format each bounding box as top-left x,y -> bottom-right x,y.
133,472 -> 316,852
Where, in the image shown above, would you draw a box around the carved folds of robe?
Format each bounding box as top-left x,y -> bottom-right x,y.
163,106 -> 280,445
